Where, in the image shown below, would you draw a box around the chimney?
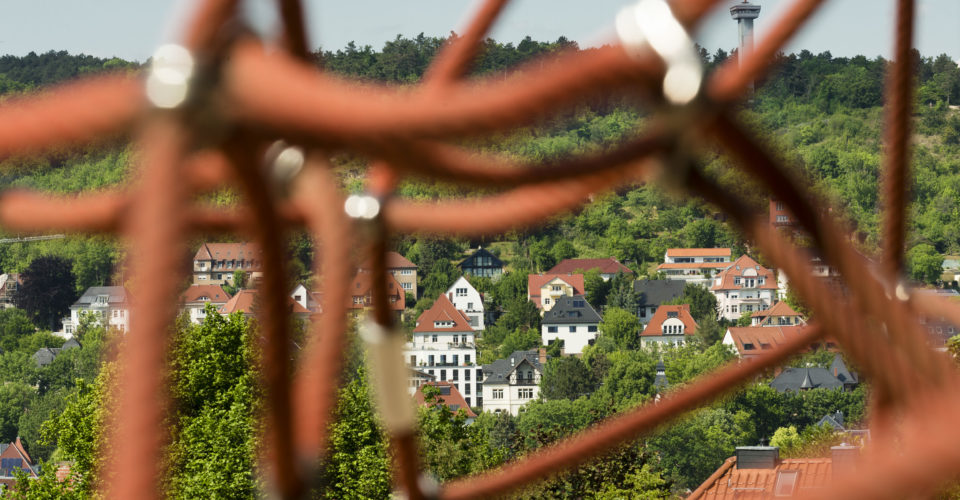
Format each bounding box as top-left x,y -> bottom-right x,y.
448,292 -> 453,301
538,347 -> 547,365
736,446 -> 779,469
831,444 -> 858,478
510,357 -> 515,366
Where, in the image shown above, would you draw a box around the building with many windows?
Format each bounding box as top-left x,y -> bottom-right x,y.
711,254 -> 778,322
528,273 -> 585,312
657,248 -> 732,285
192,242 -> 262,286
361,251 -> 419,299
404,294 -> 482,408
459,247 -> 503,279
59,286 -> 130,338
445,276 -> 485,330
541,294 -> 600,355
481,349 -> 545,415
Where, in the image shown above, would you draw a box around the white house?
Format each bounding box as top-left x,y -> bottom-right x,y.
639,304 -> 698,346
60,286 -> 130,338
445,276 -> 485,331
180,284 -> 232,324
404,294 -> 482,408
481,349 -> 545,416
711,255 -> 778,322
657,248 -> 732,285
541,294 -> 601,355
290,283 -> 322,313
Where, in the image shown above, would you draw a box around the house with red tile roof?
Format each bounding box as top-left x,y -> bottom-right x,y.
414,381 -> 477,420
640,304 -> 698,346
528,273 -> 585,311
750,300 -> 805,327
710,255 -> 778,322
722,324 -> 837,360
404,295 -> 481,408
180,284 -> 231,324
290,283 -> 322,313
347,270 -> 406,321
218,289 -> 311,321
689,445 -> 859,499
360,251 -> 419,299
0,437 -> 37,489
192,242 -> 262,286
657,248 -> 731,285
548,257 -> 633,281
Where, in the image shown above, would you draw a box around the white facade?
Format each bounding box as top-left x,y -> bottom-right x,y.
640,317 -> 689,346
60,287 -> 130,338
445,277 -> 485,330
658,249 -> 731,285
713,267 -> 776,322
482,359 -> 541,416
541,323 -> 598,355
404,329 -> 482,408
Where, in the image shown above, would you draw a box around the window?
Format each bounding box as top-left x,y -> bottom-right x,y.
588,325 -> 597,333
544,298 -> 551,305
453,354 -> 459,365
401,269 -> 413,275
639,308 -> 647,318
410,355 -> 416,365
453,335 -> 459,343
743,343 -> 755,350
518,388 -> 534,399
402,282 -> 413,290
569,326 -> 576,333
456,287 -> 468,296
465,355 -> 471,364
428,355 -> 435,366
573,300 -> 585,307
465,369 -> 471,380
199,275 -> 207,280
776,202 -> 784,211
776,215 -> 789,223
452,370 -> 459,381
428,370 -> 435,376
547,326 -> 558,333
731,305 -> 738,313
217,274 -> 223,280
440,355 -> 447,365
734,277 -> 741,285
465,384 -> 470,394
467,302 -> 473,310
440,369 -> 447,380
551,285 -> 561,291
774,471 -> 799,496
432,335 -> 438,343
492,389 -> 504,399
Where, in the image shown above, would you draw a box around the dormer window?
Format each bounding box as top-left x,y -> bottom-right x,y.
433,321 -> 454,328
573,300 -> 585,308
551,285 -> 562,292
743,343 -> 755,350
667,311 -> 678,318
95,294 -> 109,306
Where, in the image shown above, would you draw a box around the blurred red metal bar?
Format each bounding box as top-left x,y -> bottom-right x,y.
275,0 -> 310,60
0,76 -> 141,161
103,117 -> 189,500
225,137 -> 303,498
182,0 -> 241,53
441,323 -> 825,500
881,0 -> 915,279
0,190 -> 128,234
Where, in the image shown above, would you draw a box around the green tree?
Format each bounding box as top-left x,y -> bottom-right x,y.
0,382 -> 34,442
906,243 -> 943,284
14,255 -> 78,331
599,307 -> 640,350
583,269 -> 612,308
0,308 -> 37,353
418,385 -> 503,481
606,272 -> 639,312
665,284 -> 718,324
540,356 -> 596,400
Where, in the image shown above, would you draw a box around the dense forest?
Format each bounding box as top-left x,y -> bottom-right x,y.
0,36 -> 959,497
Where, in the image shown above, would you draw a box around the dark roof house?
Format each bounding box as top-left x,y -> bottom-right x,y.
541,295 -> 602,325
634,280 -> 686,310
769,356 -> 857,393
459,247 -> 503,278
482,350 -> 544,385
72,286 -> 129,308
32,338 -> 81,367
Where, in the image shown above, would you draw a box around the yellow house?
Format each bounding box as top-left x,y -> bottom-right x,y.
528,273 -> 585,312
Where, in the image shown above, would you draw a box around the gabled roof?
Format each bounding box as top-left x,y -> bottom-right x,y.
459,247 -> 503,269
710,254 -> 777,291
817,411 -> 845,430
665,248 -> 731,258
528,273 -> 585,301
482,350 -> 543,384
770,367 -> 844,392
181,284 -> 231,304
218,289 -> 310,315
385,251 -> 416,269
542,294 -> 601,325
548,257 -> 633,275
72,286 -> 129,307
32,347 -> 60,367
751,300 -> 802,318
414,294 -> 473,333
193,242 -> 261,262
641,304 -> 698,336
0,438 -> 36,478
414,381 -> 477,418
829,354 -> 858,385
725,325 -> 812,354
634,280 -> 686,308
689,456 -> 833,499
347,271 -> 406,311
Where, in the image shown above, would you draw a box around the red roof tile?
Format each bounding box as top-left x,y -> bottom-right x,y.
181,284 -> 231,304
689,456 -> 834,499
548,257 -> 633,275
641,304 -> 698,336
750,300 -> 802,318
193,242 -> 261,262
657,262 -> 731,270
413,381 -> 477,418
724,325 -> 823,355
219,289 -> 310,315
385,251 -> 416,269
414,294 -> 472,333
348,271 -> 406,311
666,248 -> 731,257
710,255 -> 777,291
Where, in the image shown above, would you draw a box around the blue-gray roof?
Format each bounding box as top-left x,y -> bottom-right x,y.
482,350 -> 542,384
769,367 -> 844,393
829,354 -> 857,385
542,295 -> 601,325
634,280 -> 686,308
72,286 -> 128,307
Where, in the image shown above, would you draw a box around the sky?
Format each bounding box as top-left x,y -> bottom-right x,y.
1,0 -> 957,63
